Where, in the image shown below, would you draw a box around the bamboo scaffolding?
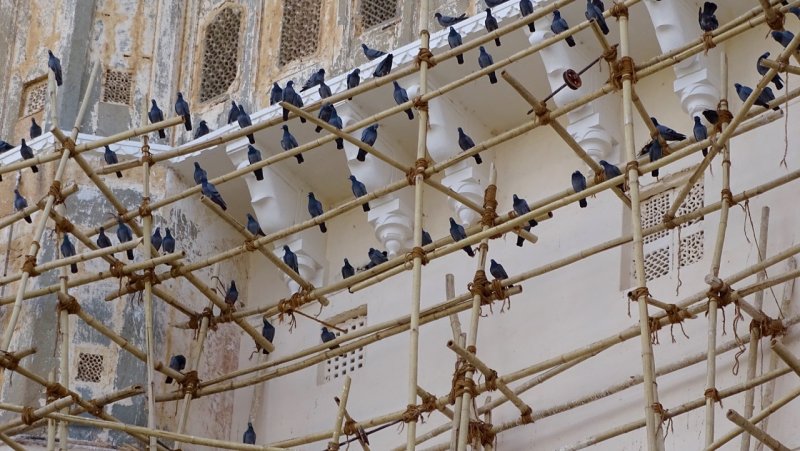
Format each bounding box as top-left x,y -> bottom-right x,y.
336,395 -> 371,451
329,376 -> 352,450
45,370 -> 56,451
770,341 -> 800,376
482,397 -> 493,451
760,58 -> 800,75
417,386 -> 453,419
449,333 -> 466,451
54,203 -> 70,449
0,433 -> 24,451
725,410 -> 790,451
0,184 -> 78,231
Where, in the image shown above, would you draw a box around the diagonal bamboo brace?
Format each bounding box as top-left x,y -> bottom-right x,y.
725,410 -> 790,451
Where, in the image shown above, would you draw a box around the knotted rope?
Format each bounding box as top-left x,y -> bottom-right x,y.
21,406 -> 38,426
54,217 -> 74,235
751,317 -> 786,338
704,388 -> 723,407
448,358 -> 478,404
720,188 -> 737,206
468,420 -> 496,447
419,392 -> 438,416
664,304 -> 691,343
401,404 -> 425,424
49,180 -> 66,205
405,246 -> 429,265
141,148 -> 155,166
626,286 -> 650,317
138,196 -> 152,218
406,158 -> 430,186
702,32 -> 716,54
612,56 -> 637,89
490,279 -> 512,312
109,260 -> 126,278
662,212 -> 678,230
85,401 -> 104,418
482,184 -> 499,231
412,95 -> 429,112
415,48 -> 437,69
651,402 -> 674,437
0,351 -> 21,372
278,289 -> 310,331
766,10 -> 785,31
22,254 -> 39,276
56,292 -> 81,315
609,2 -> 628,19
180,370 -> 200,398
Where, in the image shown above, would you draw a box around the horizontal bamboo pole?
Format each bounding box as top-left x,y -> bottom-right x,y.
770,341 -> 800,377
0,184 -> 78,231
0,396 -> 76,433
760,59 -> 800,76
725,410 -> 790,451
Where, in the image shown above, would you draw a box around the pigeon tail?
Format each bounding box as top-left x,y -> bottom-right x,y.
516,235 -> 525,247
405,109 -> 414,120
494,37 -> 502,46
165,376 -> 174,384
488,72 -> 498,84
336,138 -> 344,150
566,36 -> 576,47
463,246 -> 475,257
295,154 -> 304,164
528,219 -> 538,228
247,134 -> 255,144
456,54 -> 464,64
115,171 -> 123,178
579,198 -> 588,208
362,203 -> 370,212
702,148 -> 708,157
262,349 -> 269,355
473,154 -> 483,164
527,23 -> 536,32
157,129 -> 166,139
652,168 -> 659,178
183,115 -> 192,131
319,223 -> 327,233
254,168 -> 264,181
70,263 -> 78,274
31,165 -> 39,173
24,216 -> 32,224
315,125 -> 323,133
126,249 -> 134,260
283,108 -> 289,121
357,149 -> 367,162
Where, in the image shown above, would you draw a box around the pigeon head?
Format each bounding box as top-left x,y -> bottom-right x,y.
14,189 -> 20,195
165,228 -> 171,235
457,127 -> 464,134
513,194 -> 520,202
599,160 -> 610,167
31,118 -> 37,125
247,421 -> 253,428
393,81 -> 400,88
322,327 -> 329,333
361,43 -> 368,49
344,258 -> 350,264
554,10 -> 561,18
308,192 -> 316,199
349,175 -> 356,181
282,124 -> 289,131
177,92 -> 184,99
449,217 -> 457,226
247,213 -> 254,220
151,99 -> 158,107
368,247 -> 376,253
734,83 -> 742,90
194,162 -> 201,168
287,80 -> 295,87
199,120 -> 207,126
283,245 -> 290,252
319,69 -> 325,75
99,226 -> 105,232
486,8 -> 492,14
21,139 -> 26,145
230,280 -> 237,289
239,104 -> 246,113
47,49 -> 53,56
491,259 -> 497,265
105,145 -> 111,151
273,82 -> 280,88
353,68 -> 360,74
694,116 -> 702,124
479,46 -> 487,53
650,117 -> 659,126
373,123 -> 379,129
761,51 -> 770,59
231,100 -> 237,106
450,26 -> 457,33
434,12 -> 442,18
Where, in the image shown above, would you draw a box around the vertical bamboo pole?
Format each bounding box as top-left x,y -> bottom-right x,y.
46,370 -> 56,451
329,376 -> 352,450
483,397 -> 493,451
56,227 -> 70,450
447,274 -> 463,342
741,206 -> 770,451
449,333 -> 466,451
141,136 -> 157,451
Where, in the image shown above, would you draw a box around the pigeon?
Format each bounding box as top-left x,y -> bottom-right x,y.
162,228 -> 175,254
281,81 -> 306,123
282,245 -> 298,273
227,100 -> 239,124
698,2 -> 718,32
592,0 -> 605,10
194,120 -> 210,139
373,54 -> 393,77
14,190 -> 32,224
20,139 -> 38,173
485,0 -> 508,6
551,10 -> 576,47
599,160 -> 624,191
571,171 -> 588,208
116,217 -> 135,260
651,117 -> 686,141
735,83 -> 779,111
96,227 -> 112,251
246,213 -> 266,237
489,259 -> 509,280
59,234 -> 79,273
243,422 -> 256,444
520,0 -> 536,32
647,139 -> 662,177
349,175 -> 370,212
193,162 -> 207,185
201,179 -> 227,211
270,83 -> 283,106
361,43 -> 386,60
693,116 -> 708,157
307,192 -> 327,233
328,109 -> 344,150
771,30 -> 797,53
368,248 -> 388,266
342,258 -> 355,279
318,81 -> 332,99
586,0 -> 609,35
225,280 -> 238,308
321,327 -> 338,348
422,229 -> 433,246
148,100 -> 166,139
757,52 -> 783,90
359,124 -> 379,161
760,86 -> 779,111
485,9 -> 501,46
165,355 -> 186,384
790,6 -> 800,18
237,104 -> 256,144
393,81 -> 414,120
248,145 -> 264,181
30,118 -> 42,139
316,103 -> 334,133
435,12 -> 468,27
478,46 -> 497,84
449,217 -> 475,257
260,318 -> 275,354
281,125 -> 303,164
151,227 -> 162,252
448,27 -> 465,64
347,69 -> 361,100
0,140 -> 12,153
104,145 -> 123,178
301,69 -> 326,92
512,194 -> 538,228
458,127 -> 482,164
702,109 -> 719,125
47,50 -> 63,86
175,92 -> 192,131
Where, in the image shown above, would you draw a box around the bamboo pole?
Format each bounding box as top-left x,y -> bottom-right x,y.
482,397 -> 493,451
770,341 -> 800,376
417,386 -> 453,419
46,369 -> 56,451
140,136 -> 157,451
450,333 -> 466,451
0,433 -> 24,451
329,376 -> 352,450
56,216 -> 70,450
725,410 -> 790,451
337,396 -> 371,451
760,59 -> 800,75
0,397 -> 76,433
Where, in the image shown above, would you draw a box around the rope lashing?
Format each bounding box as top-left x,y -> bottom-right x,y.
406,158 -> 430,186
415,48 -> 437,69
180,370 -> 200,398
138,196 -> 152,218
49,180 -> 66,205
468,420 -> 497,446
56,292 -> 81,315
22,254 -> 39,276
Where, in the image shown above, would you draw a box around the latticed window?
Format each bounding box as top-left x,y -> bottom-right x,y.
278,0 -> 321,66
636,181 -> 705,282
199,7 -> 242,102
360,0 -> 399,29
323,312 -> 367,383
20,78 -> 48,117
102,69 -> 132,105
76,352 -> 104,383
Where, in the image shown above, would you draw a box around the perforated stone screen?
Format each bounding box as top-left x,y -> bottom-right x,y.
199,7 -> 242,103
76,352 -> 104,383
278,0 -> 321,66
102,69 -> 132,105
360,0 -> 398,29
21,79 -> 48,117
324,314 -> 367,383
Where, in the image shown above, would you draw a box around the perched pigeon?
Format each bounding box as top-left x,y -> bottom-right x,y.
520,0 -> 536,32
243,422 -> 256,444
47,50 -> 63,86
435,12 -> 468,27
14,190 -> 32,224
321,327 -> 339,348
760,86 -> 779,111
316,103 -> 334,133
489,259 -> 509,280
478,46 -> 497,84
571,171 -> 588,208
485,0 -> 508,6
270,83 -> 283,106
96,227 -> 112,251
702,109 -> 719,125
448,27 -> 464,64
194,120 -> 210,139
342,258 -> 355,279
551,10 -> 576,47
393,81 -> 414,120
757,52 -> 783,90
735,83 -> 779,110
318,81 -> 332,99
260,318 -> 275,354
328,108 -> 344,149
20,139 -> 38,173
116,217 -> 135,260
282,245 -> 298,273
308,192 -> 327,232
227,100 -> 239,124
790,6 -> 800,18
248,145 -> 264,181
361,43 -> 386,60
422,229 -> 433,246
771,30 -> 797,52
237,104 -> 256,144
647,139 -> 662,177
30,118 -> 42,139
349,175 -> 370,212
225,280 -> 238,307
586,0 -> 609,35
301,69 -> 326,92
246,213 -> 266,237
693,116 -> 708,157
165,355 -> 186,384
592,0 -> 605,10
151,227 -> 162,252
347,68 -> 361,100
162,228 -> 175,254
282,81 -> 306,123
281,125 -> 303,164
0,140 -> 12,153
698,2 -> 718,32
449,217 -> 475,257
202,179 -> 227,211
599,160 -> 624,191
174,92 -> 192,131
512,194 -> 538,228
359,124 -> 379,161
368,247 -> 388,265
373,54 -> 394,77
651,117 -> 686,141
458,127 -> 482,164
104,145 -> 123,178
148,100 -> 166,139
193,162 -> 207,185
485,9 -> 501,46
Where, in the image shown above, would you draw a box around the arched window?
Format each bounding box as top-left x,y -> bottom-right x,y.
199,7 -> 242,103
278,0 -> 321,66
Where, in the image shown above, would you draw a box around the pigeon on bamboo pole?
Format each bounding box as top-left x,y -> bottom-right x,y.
308,192 -> 327,233
14,190 -> 32,224
175,92 -> 192,131
281,125 -> 303,164
148,100 -> 166,139
165,355 -> 186,384
104,145 -> 123,178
